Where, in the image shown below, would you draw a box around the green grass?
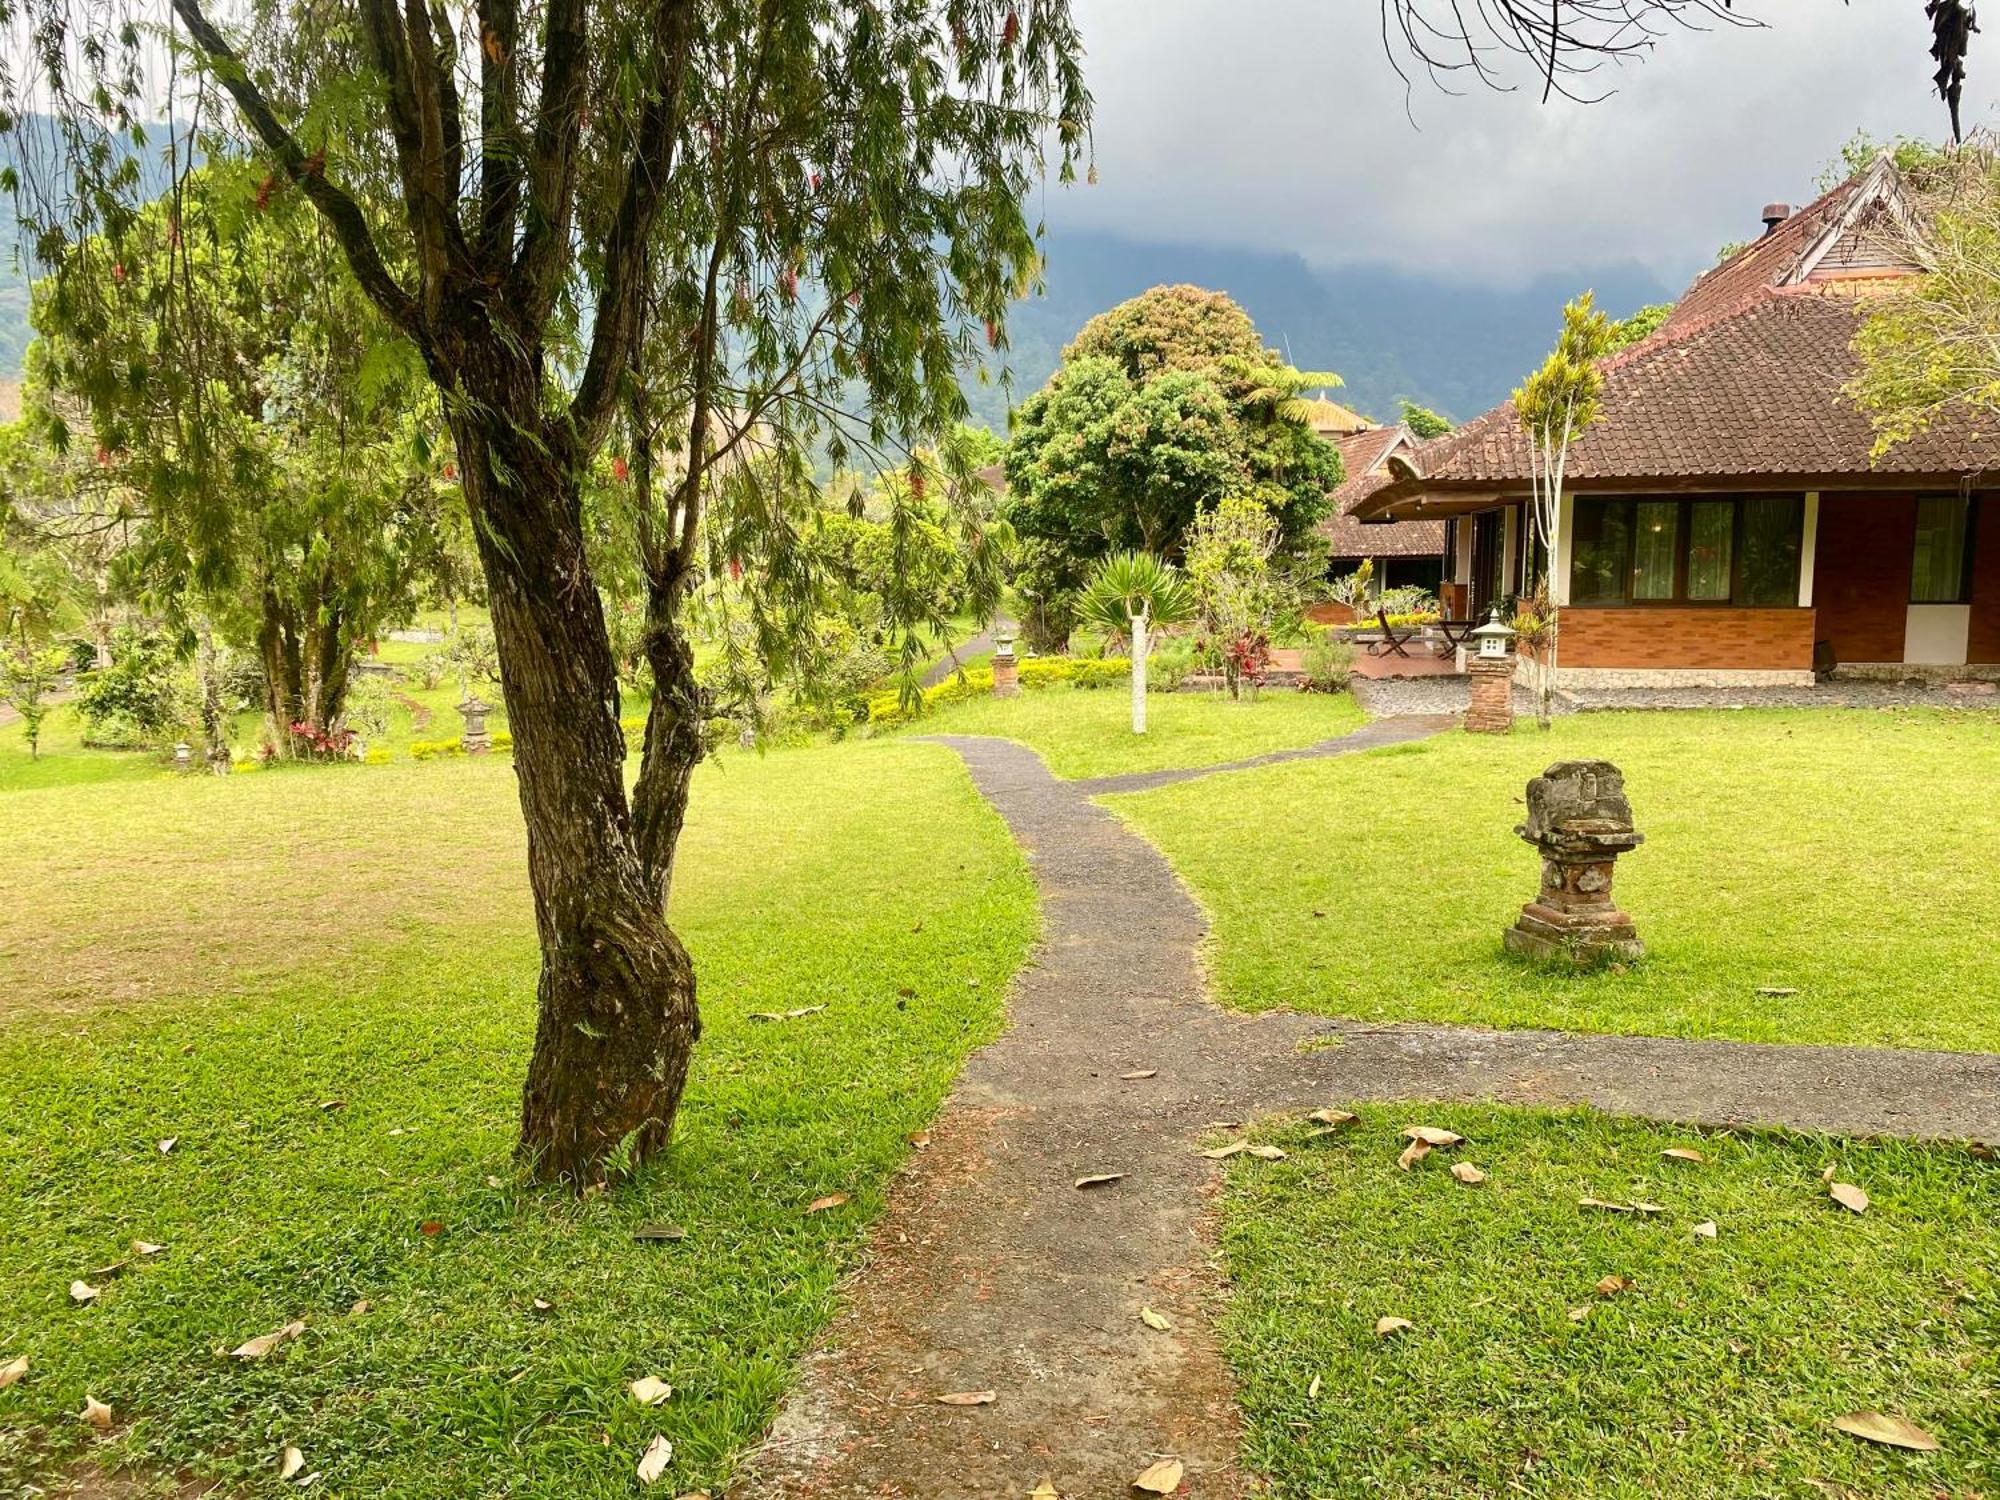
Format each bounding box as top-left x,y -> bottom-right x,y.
1109,709 -> 2000,1051
0,740 -> 1038,1496
890,684 -> 1367,780
1218,1104 -> 1999,1498
0,705 -> 171,793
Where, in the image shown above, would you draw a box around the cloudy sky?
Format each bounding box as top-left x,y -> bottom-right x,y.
1045,0 -> 1998,289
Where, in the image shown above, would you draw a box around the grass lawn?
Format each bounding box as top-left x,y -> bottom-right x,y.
890,684 -> 1367,780
1218,1104 -> 1998,1498
0,740 -> 1037,1496
1109,709 -> 2000,1052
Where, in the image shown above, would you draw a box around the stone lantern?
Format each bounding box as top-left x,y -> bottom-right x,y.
991,627 -> 1020,699
457,696 -> 494,754
1504,760 -> 1645,966
1464,606 -> 1517,734
172,741 -> 193,772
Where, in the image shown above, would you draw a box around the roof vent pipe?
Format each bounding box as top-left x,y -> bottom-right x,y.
1761,202 -> 1793,236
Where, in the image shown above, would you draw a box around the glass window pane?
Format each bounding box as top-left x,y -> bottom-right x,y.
1686,501 -> 1734,600
1734,496 -> 1803,607
1632,501 -> 1679,600
1569,500 -> 1632,605
1911,496 -> 1972,603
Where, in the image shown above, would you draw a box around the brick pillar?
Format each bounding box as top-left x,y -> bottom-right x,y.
1464,656 -> 1515,734
991,655 -> 1019,698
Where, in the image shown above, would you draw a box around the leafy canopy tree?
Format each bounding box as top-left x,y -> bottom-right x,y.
1002,286 -> 1341,651
27,162 -> 434,751
1397,399 -> 1452,440
4,0 -> 1088,1183
0,542 -> 79,759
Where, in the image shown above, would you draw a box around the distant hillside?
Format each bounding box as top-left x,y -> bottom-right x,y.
965,227 -> 1675,433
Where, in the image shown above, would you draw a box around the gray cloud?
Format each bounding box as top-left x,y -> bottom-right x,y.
1047,0 -> 1997,288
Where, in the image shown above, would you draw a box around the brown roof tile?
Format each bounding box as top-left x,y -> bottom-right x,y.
1317,424 -> 1446,557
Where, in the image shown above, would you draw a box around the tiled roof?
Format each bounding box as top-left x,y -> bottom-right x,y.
1317,424 -> 1447,557
1356,156 -> 2000,518
1369,287 -> 2000,502
1299,396 -> 1374,435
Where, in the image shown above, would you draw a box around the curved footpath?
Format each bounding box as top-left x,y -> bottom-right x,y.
739,721 -> 2000,1499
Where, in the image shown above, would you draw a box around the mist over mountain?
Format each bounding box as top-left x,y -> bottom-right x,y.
964,227 -> 1676,434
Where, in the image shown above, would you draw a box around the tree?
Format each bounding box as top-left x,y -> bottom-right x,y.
6,0 -> 1088,1184
26,164 -> 433,753
0,544 -> 78,758
1076,550 -> 1192,734
1607,303 -> 1672,351
1185,491 -> 1281,701
1848,143 -> 2000,456
1003,287 -> 1340,650
1398,400 -> 1453,440
1515,292 -> 1613,728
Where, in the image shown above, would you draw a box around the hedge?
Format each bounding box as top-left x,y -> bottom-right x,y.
866,655 -> 1130,727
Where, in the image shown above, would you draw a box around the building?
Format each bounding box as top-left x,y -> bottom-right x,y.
1352,154 -> 2000,685
1316,420 -> 1447,594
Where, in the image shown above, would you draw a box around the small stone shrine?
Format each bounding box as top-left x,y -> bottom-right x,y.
1504,759 -> 1645,965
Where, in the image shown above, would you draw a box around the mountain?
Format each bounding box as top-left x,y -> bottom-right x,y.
963,227 -> 1676,433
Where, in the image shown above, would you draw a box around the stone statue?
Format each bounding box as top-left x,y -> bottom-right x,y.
1504,760 -> 1645,965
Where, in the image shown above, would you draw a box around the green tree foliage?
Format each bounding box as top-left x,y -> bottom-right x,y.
1185,491 -> 1281,700
0,542 -> 79,757
1607,303 -> 1672,351
1002,286 -> 1341,651
1849,143 -> 2000,455
1398,400 -> 1453,439
25,163 -> 435,747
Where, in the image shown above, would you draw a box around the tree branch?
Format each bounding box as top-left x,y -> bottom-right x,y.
169,0 -> 424,337
508,0 -> 593,327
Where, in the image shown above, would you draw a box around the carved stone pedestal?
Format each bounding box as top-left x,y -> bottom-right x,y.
991,654 -> 1019,698
1503,760 -> 1645,966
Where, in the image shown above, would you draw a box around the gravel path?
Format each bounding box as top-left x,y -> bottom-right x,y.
738,734 -> 1998,1499
1353,673 -> 2000,719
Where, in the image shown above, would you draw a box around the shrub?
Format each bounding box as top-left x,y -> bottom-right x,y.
410,737 -> 465,761
1146,636 -> 1198,693
1299,629 -> 1354,693
866,654 -> 1132,726
363,747 -> 393,765
77,629 -> 187,747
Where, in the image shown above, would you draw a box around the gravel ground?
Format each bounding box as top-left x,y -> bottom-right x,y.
1353,674 -> 2000,719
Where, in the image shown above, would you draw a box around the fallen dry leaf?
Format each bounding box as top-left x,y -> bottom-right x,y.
1567,1305 -> 1591,1323
906,1131 -> 930,1149
1578,1196 -> 1634,1213
935,1389 -> 997,1406
231,1319 -> 306,1360
1396,1138 -> 1431,1171
1829,1182 -> 1870,1214
280,1446 -> 306,1480
1200,1142 -> 1248,1161
1401,1126 -> 1463,1147
1029,1482 -> 1059,1500
419,1220 -> 444,1237
1692,1220 -> 1718,1240
1245,1144 -> 1288,1161
130,1240 -> 166,1257
89,1259 -> 130,1280
630,1376 -> 673,1406
1120,1069 -> 1158,1081
1595,1275 -> 1634,1297
157,1137 -> 178,1155
633,1224 -> 688,1242
1374,1316 -> 1413,1337
805,1193 -> 849,1214
319,1098 -> 345,1111
1307,1372 -> 1322,1398
1131,1457 -> 1184,1493
1821,1163 -> 1839,1183
1662,1148 -> 1705,1164
82,1396 -> 113,1431
1757,985 -> 1799,997
636,1434 -> 675,1484
1074,1173 -> 1125,1189
1140,1306 -> 1173,1331
1631,1202 -> 1666,1215
1832,1411 -> 1939,1451
0,1355 -> 27,1389
1449,1162 -> 1487,1184
1307,1108 -> 1357,1127
69,1279 -> 100,1305
351,1299 -> 373,1315
748,1005 -> 826,1022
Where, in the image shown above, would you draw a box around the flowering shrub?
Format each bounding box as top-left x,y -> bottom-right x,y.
864,655 -> 1131,726
289,721 -> 358,760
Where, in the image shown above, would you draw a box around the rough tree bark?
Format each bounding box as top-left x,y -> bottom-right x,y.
447,351 -> 700,1183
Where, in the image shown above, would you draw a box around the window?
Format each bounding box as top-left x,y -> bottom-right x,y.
1911,495 -> 1975,604
1570,500 -> 1632,605
1567,496 -> 1804,607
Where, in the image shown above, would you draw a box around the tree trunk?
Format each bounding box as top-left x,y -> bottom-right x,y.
1130,611 -> 1147,734
195,616 -> 232,771
257,589 -> 306,753
633,588 -> 707,912
449,368 -> 700,1187
1021,595 -> 1072,655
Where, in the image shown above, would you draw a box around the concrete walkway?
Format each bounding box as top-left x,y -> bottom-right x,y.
919,619 -> 1013,689
739,733 -> 2000,1499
